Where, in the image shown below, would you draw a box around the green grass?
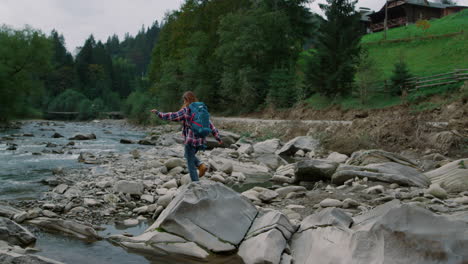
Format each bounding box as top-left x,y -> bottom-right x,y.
362,9 -> 468,43
363,10 -> 468,79
306,93 -> 402,110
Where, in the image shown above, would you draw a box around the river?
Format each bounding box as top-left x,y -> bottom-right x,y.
1,120 -> 228,264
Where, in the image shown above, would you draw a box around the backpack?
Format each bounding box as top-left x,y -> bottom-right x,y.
188,102 -> 212,138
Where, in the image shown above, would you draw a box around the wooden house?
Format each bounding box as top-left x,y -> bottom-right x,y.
366,0 -> 468,32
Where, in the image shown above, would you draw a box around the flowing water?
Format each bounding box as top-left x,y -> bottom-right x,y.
0,120 -> 247,264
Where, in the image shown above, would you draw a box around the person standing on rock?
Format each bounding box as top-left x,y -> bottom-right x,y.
151,91 -> 222,182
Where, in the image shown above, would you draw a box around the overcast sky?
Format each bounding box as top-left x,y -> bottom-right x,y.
1,0 -> 467,53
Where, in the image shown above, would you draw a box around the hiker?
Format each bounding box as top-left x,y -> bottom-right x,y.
150,91 -> 222,182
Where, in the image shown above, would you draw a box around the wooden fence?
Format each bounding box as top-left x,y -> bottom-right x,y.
406,68 -> 468,91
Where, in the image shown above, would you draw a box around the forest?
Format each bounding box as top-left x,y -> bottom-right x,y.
2,0 -> 451,123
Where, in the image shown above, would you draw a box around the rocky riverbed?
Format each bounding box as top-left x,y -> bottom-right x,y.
1,119 -> 467,264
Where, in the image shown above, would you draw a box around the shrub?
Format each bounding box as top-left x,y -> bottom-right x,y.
47,89 -> 87,112
390,59 -> 412,96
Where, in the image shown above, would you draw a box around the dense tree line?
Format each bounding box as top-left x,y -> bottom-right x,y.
2,0 -> 376,123
0,22 -> 160,122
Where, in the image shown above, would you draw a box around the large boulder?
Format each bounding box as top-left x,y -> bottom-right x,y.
294,159 -> 339,182
0,217 -> 36,247
291,200 -> 468,264
147,181 -> 258,253
27,217 -> 101,241
331,162 -> 430,187
253,139 -> 281,154
0,205 -> 24,219
238,210 -> 296,264
346,149 -> 418,167
206,130 -> 240,149
255,154 -> 287,170
425,158 -> 468,193
276,136 -> 319,157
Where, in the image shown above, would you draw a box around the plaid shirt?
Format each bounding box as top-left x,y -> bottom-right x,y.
156,107 -> 222,147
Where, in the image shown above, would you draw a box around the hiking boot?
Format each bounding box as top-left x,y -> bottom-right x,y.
198,164 -> 207,178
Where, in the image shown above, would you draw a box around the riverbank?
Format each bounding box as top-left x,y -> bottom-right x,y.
1,119 -> 468,263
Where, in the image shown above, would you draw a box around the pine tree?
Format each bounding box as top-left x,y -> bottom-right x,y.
306,0 -> 362,97
390,59 -> 412,96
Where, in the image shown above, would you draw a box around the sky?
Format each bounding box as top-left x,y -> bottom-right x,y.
1,0 -> 467,53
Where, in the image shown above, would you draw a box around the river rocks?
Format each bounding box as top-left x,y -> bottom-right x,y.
123,219 -> 139,227
326,152 -> 348,163
109,230 -> 209,259
276,136 -> 319,157
114,180 -> 144,195
51,132 -> 63,138
253,139 -> 281,154
147,181 -> 258,253
0,250 -> 64,264
164,158 -> 185,170
255,154 -> 287,170
69,133 -> 96,140
426,183 -> 448,199
63,187 -> 82,199
272,164 -> 296,184
346,149 -> 418,167
238,144 -> 254,155
294,159 -> 339,182
275,186 -> 307,197
27,217 -> 101,241
0,205 -> 24,219
53,184 -> 68,194
0,217 -> 36,247
206,131 -> 238,149
319,198 -> 343,208
425,158 -> 468,193
332,162 -> 430,187
77,152 -> 101,164
290,200 -> 468,264
120,139 -> 134,144
162,179 -> 178,189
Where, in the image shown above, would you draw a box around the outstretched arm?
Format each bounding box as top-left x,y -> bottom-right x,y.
151,108 -> 187,122
209,121 -> 222,143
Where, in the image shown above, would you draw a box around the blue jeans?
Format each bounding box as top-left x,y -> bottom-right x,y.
185,144 -> 201,182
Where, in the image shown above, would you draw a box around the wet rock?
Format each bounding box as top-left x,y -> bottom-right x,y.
120,139 -> 134,144
277,136 -> 319,157
53,184 -> 68,194
114,180 -> 144,195
0,205 -> 24,219
332,162 -> 430,187
51,132 -> 63,138
294,159 -> 339,182
109,230 -> 209,260
425,159 -> 468,193
27,217 -> 101,241
78,152 -> 101,164
147,181 -> 258,253
0,217 -> 36,247
69,134 -> 96,140
123,219 -> 139,227
0,250 -> 64,264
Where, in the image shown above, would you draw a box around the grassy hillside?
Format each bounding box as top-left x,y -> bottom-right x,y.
363,9 -> 468,79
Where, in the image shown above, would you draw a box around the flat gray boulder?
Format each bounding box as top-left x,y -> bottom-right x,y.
27,217 -> 101,241
425,158 -> 468,193
254,139 -> 281,154
147,181 -> 258,253
109,230 -> 209,259
113,180 -> 144,195
291,200 -> 468,264
346,149 -> 418,167
332,162 -> 430,187
294,159 -> 339,182
0,250 -> 64,264
238,229 -> 286,264
0,217 -> 36,247
276,136 -> 319,157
